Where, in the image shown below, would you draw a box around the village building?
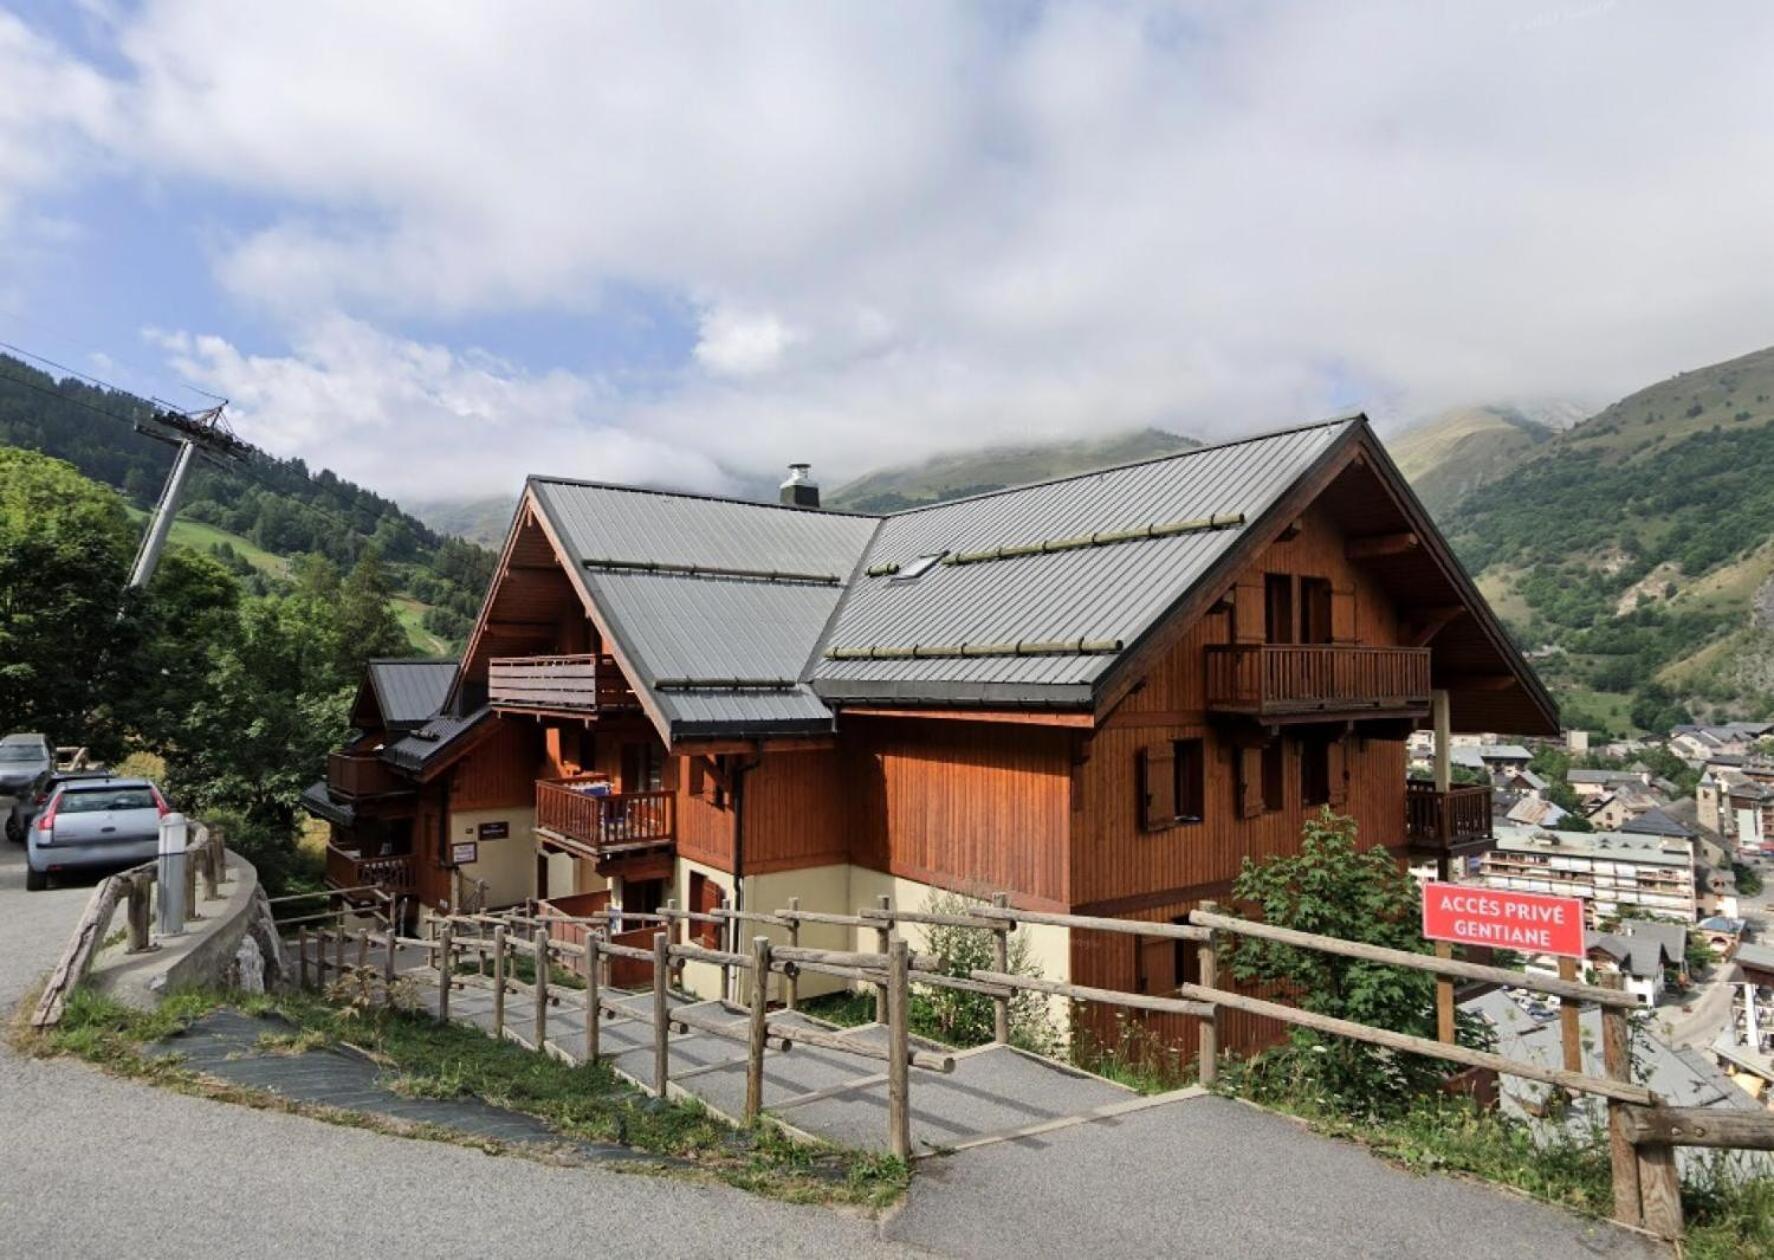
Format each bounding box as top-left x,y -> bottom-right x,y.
1669,722 -> 1774,764
1478,825 -> 1698,924
303,413 -> 1556,1059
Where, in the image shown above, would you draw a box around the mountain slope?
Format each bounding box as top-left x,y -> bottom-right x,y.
828,427 -> 1199,513
408,495 -> 515,549
0,353 -> 492,649
1442,345 -> 1774,732
1388,406 -> 1557,515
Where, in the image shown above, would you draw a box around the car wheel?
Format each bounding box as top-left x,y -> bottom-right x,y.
3,817 -> 19,844
25,864 -> 47,892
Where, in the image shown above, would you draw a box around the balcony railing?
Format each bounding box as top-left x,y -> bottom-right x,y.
488,653 -> 641,713
1405,781 -> 1494,851
326,750 -> 409,799
324,843 -> 417,895
535,777 -> 674,853
1205,644 -> 1432,718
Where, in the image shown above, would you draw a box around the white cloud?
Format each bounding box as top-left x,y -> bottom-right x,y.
11,2 -> 1774,496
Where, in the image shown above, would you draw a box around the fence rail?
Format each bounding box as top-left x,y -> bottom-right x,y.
1204,643 -> 1432,716
534,779 -> 674,851
488,653 -> 640,711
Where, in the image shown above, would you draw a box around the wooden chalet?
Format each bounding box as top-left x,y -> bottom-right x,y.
305,413 -> 1557,1059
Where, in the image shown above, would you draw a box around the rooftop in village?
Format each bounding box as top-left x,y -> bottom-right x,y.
1491,823 -> 1696,867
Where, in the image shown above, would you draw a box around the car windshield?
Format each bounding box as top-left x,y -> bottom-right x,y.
0,746 -> 42,762
57,787 -> 156,813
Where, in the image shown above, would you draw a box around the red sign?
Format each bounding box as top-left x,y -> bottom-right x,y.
1421,882 -> 1585,957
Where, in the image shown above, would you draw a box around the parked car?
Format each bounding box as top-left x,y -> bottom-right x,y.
0,733 -> 54,844
25,776 -> 169,892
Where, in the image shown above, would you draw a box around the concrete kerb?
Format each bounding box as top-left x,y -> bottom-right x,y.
89,851 -> 263,1011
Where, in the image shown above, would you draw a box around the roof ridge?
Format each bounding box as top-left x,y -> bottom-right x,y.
879,412 -> 1367,518
526,475 -> 881,519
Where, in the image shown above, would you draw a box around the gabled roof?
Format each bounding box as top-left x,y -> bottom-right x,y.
383,707 -> 495,775
355,658 -> 459,732
499,412 -> 1555,742
1621,806 -> 1698,840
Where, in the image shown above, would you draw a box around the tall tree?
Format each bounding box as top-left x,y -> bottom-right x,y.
334,547 -> 413,680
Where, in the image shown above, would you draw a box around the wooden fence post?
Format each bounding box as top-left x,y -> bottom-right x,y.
383,905 -> 398,1004
298,926 -> 310,989
1558,956 -> 1582,1073
653,930 -> 671,1098
1197,899 -> 1220,1088
991,892 -> 1010,1044
356,928 -> 370,979
586,937 -> 601,1064
534,923 -> 550,1051
437,924 -> 452,1024
746,935 -> 772,1123
333,920 -> 346,984
1433,941 -> 1456,1044
200,845 -> 218,902
126,877 -> 151,953
785,897 -> 800,1011
1637,1140 -> 1684,1240
491,926 -> 507,1040
874,894 -> 892,1023
1600,973 -> 1641,1228
184,844 -> 200,921
887,934 -> 911,1159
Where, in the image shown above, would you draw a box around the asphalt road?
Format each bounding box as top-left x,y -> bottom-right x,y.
0,841 -> 1667,1259
0,843 -> 917,1260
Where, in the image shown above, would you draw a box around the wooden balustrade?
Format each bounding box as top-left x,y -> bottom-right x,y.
534,779 -> 674,853
1205,643 -> 1431,718
324,843 -> 417,895
326,750 -> 408,798
1405,781 -> 1494,851
488,653 -> 640,712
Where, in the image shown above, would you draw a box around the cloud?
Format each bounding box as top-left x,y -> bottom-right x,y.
10,2 -> 1774,496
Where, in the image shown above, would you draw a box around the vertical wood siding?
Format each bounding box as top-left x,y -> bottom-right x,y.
450,720 -> 544,812
741,749 -> 851,875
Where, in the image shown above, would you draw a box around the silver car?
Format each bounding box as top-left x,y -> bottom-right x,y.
1,733 -> 54,843
26,777 -> 168,892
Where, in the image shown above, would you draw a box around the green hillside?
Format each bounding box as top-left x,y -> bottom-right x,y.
1387,406 -> 1556,515
0,352 -> 492,654
408,494 -> 515,548
1442,345 -> 1774,734
828,427 -> 1200,513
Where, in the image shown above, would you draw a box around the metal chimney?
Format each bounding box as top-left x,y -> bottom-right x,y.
780,462 -> 819,509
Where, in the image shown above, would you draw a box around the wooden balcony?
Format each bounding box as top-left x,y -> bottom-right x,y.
488,653 -> 641,714
1405,781 -> 1494,853
324,843 -> 418,895
534,777 -> 674,857
326,750 -> 410,799
1205,644 -> 1432,721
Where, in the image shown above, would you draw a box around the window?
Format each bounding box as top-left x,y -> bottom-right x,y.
621,742 -> 664,791
1301,736 -> 1330,806
688,871 -> 725,948
1173,919 -> 1200,995
1264,573 -> 1294,644
1261,740 -> 1285,811
1139,738 -> 1205,830
892,552 -> 946,582
1299,577 -> 1333,644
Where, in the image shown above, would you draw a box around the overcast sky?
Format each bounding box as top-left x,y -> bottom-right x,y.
2,1 -> 1773,502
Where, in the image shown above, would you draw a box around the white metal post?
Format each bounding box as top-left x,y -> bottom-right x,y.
157,812 -> 189,936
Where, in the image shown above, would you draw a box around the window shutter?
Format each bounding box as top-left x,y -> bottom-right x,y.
1140,744 -> 1176,831
1331,587 -> 1356,644
1237,746 -> 1263,819
1139,935 -> 1175,996
1327,737 -> 1349,806
1232,578 -> 1266,644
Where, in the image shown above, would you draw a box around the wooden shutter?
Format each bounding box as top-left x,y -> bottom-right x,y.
1237,746 -> 1263,819
1232,577 -> 1266,644
1331,586 -> 1356,644
1327,737 -> 1349,807
1138,935 -> 1175,996
1139,744 -> 1176,831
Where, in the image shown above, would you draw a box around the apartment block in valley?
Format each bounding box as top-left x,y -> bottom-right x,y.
1478,825 -> 1699,924
302,413 -> 1556,1060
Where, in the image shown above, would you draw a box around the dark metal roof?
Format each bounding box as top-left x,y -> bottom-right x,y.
382,707 -> 494,774
811,418 -> 1353,704
1621,807 -> 1698,840
298,780 -> 354,827
366,659 -> 459,730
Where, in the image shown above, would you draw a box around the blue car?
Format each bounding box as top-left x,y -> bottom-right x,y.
26,776 -> 169,892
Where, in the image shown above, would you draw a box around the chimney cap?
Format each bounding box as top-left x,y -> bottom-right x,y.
780,462 -> 820,508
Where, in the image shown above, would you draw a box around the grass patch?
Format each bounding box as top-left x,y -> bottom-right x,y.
22,985 -> 906,1210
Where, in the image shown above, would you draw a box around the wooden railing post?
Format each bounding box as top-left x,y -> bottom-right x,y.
437,924 -> 453,1024
1434,942 -> 1456,1044
333,919 -> 346,984
874,894 -> 892,1023
491,926 -> 507,1039
1197,899 -> 1220,1088
382,903 -> 398,1005
356,928 -> 369,978
784,897 -> 801,1011
534,922 -> 550,1051
586,937 -> 601,1063
1637,1139 -> 1683,1241
745,935 -> 772,1123
1558,956 -> 1582,1073
200,844 -> 219,902
653,930 -> 671,1098
126,876 -> 151,953
887,935 -> 911,1159
991,892 -> 1010,1044
298,926 -> 310,989
1600,973 -> 1642,1229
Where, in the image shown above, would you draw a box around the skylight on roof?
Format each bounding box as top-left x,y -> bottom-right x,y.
891,553 -> 945,582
